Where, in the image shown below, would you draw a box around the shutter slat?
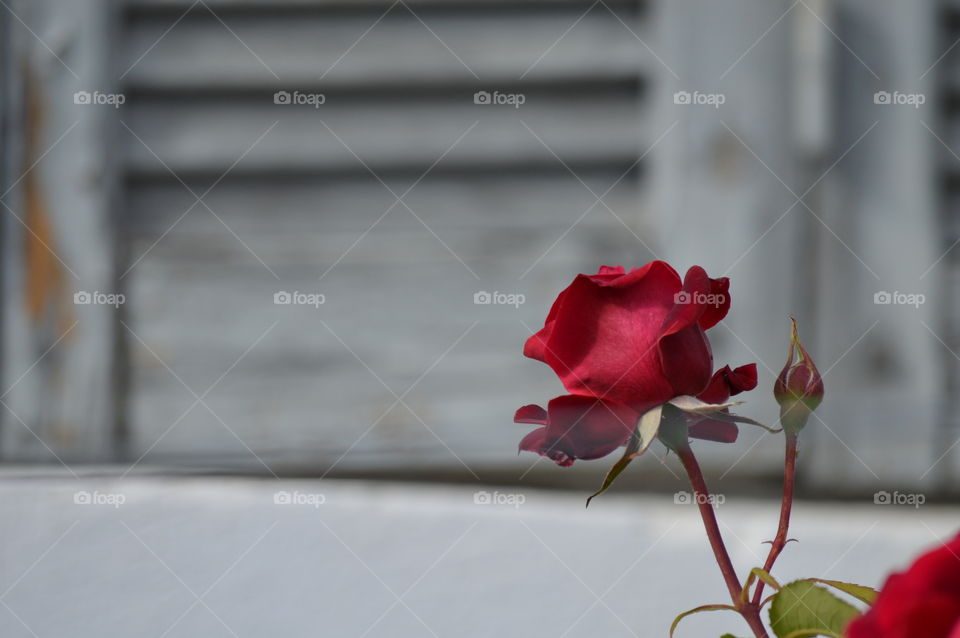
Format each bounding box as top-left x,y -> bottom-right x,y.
123,7 -> 650,90
125,98 -> 647,177
128,0 -> 641,11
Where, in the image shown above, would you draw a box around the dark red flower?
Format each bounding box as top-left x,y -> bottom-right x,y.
846,532 -> 960,638
518,261 -> 754,465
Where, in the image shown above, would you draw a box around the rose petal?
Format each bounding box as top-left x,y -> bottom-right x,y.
660,266 -> 712,338
698,364 -> 758,404
846,533 -> 960,638
699,275 -> 730,330
523,294 -> 565,363
658,324 -> 713,397
659,265 -> 730,334
595,264 -> 627,277
687,364 -> 757,444
655,266 -> 738,396
688,418 -> 739,443
726,363 -> 758,394
517,395 -> 639,466
540,261 -> 683,409
519,427 -> 574,466
519,426 -> 546,453
524,265 -> 654,364
514,404 -> 548,425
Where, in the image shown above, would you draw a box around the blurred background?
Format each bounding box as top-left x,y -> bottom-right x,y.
0,1 -> 958,636
1,0 -> 952,493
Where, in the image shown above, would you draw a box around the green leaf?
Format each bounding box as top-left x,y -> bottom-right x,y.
669,604 -> 737,637
742,567 -> 782,605
768,580 -> 859,638
803,579 -> 877,605
586,405 -> 662,507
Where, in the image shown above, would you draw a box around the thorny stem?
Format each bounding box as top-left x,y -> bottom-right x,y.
676,442 -> 770,638
752,431 -> 799,607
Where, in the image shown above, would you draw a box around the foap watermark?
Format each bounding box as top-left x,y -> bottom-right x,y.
74,290 -> 125,308
674,290 -> 726,308
674,491 -> 725,506
274,290 -> 325,308
673,90 -> 725,108
873,290 -> 925,308
74,490 -> 126,508
473,490 -> 525,508
473,290 -> 525,308
273,90 -> 326,108
473,90 -> 525,109
873,91 -> 925,108
74,90 -> 125,108
874,490 -> 925,508
273,490 -> 325,508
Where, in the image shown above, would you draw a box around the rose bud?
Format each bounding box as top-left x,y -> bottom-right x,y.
774,317 -> 824,433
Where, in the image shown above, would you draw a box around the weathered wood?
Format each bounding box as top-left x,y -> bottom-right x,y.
123,98 -> 647,177
650,0 -> 807,475
809,0 -> 942,491
2,0 -> 949,491
128,0 -> 642,10
116,0 -> 657,475
0,1 -> 13,437
0,0 -> 121,461
122,5 -> 651,90
121,176 -> 662,474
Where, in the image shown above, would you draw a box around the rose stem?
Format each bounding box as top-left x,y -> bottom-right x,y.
677,442 -> 770,638
752,431 -> 798,607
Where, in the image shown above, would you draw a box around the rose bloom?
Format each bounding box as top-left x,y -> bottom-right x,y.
846,533 -> 960,638
516,261 -> 756,466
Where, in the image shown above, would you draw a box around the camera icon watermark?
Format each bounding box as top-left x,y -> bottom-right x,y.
273,90 -> 326,108
74,90 -> 125,108
873,290 -> 925,308
873,91 -> 925,108
74,90 -> 126,108
673,290 -> 726,308
674,491 -> 725,506
273,490 -> 325,508
473,490 -> 525,508
473,290 -> 525,308
73,490 -> 126,508
74,290 -> 125,308
473,90 -> 525,109
273,290 -> 325,308
874,490 -> 925,508
673,90 -> 725,108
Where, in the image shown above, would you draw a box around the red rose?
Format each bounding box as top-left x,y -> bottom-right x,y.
517,261 -> 756,465
846,533 -> 960,638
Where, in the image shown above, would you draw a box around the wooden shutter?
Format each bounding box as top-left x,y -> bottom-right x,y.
118,0 -> 657,478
